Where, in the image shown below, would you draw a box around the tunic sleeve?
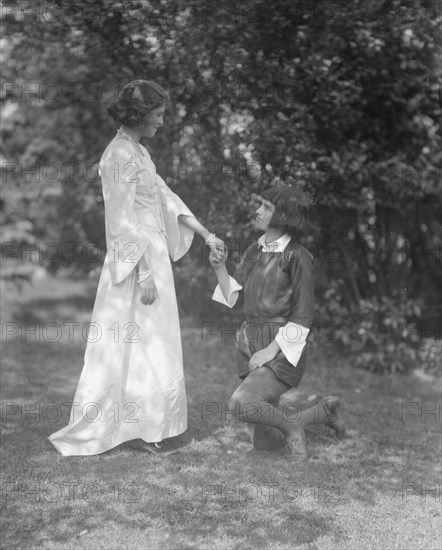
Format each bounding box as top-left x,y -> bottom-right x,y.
286,246 -> 315,328
155,174 -> 195,261
100,142 -> 151,285
275,246 -> 315,367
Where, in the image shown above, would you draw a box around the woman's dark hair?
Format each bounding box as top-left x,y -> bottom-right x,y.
108,80 -> 170,126
261,184 -> 311,237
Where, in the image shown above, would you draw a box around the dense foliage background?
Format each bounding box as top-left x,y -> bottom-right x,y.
1,0 -> 441,372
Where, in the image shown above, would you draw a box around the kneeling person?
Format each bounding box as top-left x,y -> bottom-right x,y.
210,184 -> 345,461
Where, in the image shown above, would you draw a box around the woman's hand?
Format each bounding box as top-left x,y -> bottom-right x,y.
248,342 -> 280,370
209,250 -> 227,270
207,236 -> 228,262
177,216 -> 228,261
138,276 -> 158,305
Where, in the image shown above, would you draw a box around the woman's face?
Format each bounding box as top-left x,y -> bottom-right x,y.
140,105 -> 165,138
254,198 -> 275,231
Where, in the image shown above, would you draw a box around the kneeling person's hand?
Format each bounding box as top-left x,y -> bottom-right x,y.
248,342 -> 280,370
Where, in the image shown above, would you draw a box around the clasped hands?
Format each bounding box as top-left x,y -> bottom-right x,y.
138,236 -> 228,306
206,235 -> 228,263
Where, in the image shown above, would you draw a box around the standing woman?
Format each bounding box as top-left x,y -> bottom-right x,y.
49,80 -> 225,456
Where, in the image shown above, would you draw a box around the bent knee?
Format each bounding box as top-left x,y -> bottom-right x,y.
229,390 -> 262,413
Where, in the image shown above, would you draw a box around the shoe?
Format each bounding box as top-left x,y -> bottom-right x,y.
284,425 -> 308,462
321,396 -> 346,439
125,439 -> 171,454
137,442 -> 164,454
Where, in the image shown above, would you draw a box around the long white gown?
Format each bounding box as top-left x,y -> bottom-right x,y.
49,129 -> 195,456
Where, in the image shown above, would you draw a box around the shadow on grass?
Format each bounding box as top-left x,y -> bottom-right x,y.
1,276 -> 441,550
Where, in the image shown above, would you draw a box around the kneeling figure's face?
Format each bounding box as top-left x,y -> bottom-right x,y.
254,199 -> 275,231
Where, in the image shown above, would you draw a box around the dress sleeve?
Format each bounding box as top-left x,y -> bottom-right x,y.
275,246 -> 315,367
100,142 -> 151,285
155,174 -> 195,261
286,245 -> 315,328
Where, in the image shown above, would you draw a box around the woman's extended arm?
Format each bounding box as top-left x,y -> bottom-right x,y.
178,215 -> 226,260
154,174 -> 225,260
178,214 -> 211,241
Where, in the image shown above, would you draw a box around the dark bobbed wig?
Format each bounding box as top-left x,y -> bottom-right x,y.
108,80 -> 170,126
261,184 -> 311,237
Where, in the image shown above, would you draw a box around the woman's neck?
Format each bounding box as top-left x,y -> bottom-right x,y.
120,125 -> 141,143
263,228 -> 285,243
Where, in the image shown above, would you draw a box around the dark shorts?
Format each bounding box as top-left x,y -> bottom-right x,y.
235,316 -> 307,388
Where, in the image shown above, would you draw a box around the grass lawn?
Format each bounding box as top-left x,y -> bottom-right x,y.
1,275 -> 441,550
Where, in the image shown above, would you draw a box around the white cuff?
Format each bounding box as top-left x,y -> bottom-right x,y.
212,276 -> 243,308
275,323 -> 310,367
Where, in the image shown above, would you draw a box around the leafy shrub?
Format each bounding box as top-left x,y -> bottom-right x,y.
316,285 -> 424,373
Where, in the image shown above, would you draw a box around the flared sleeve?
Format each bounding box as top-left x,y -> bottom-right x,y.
155,174 -> 195,261
212,276 -> 243,307
211,246 -> 249,307
99,141 -> 151,285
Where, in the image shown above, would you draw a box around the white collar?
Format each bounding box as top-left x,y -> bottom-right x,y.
258,233 -> 291,253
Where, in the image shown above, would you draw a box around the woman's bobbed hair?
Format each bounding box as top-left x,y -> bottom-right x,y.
108,80 -> 170,126
261,184 -> 311,237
